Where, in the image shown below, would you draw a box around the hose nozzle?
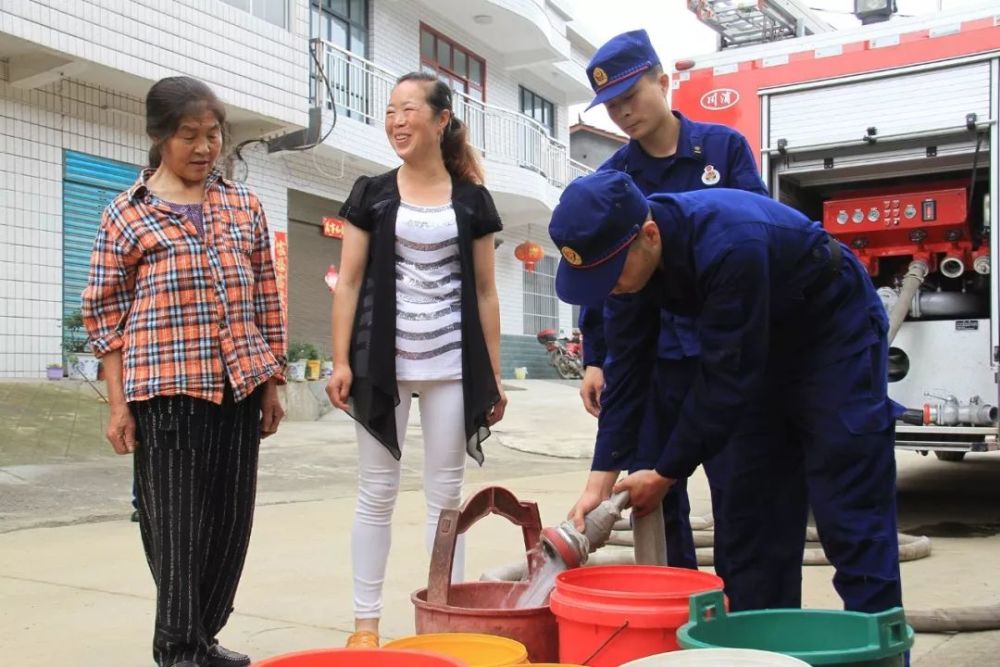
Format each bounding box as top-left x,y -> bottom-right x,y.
540,490 -> 630,569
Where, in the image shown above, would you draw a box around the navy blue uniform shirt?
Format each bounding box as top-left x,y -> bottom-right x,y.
631,189 -> 886,480
580,111 -> 767,367
588,113 -> 766,472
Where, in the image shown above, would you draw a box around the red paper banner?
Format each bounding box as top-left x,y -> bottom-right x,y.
322,216 -> 345,239
273,230 -> 288,321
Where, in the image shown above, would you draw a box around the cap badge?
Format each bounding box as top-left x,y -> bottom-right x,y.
701,165 -> 720,186
592,67 -> 608,88
561,246 -> 584,266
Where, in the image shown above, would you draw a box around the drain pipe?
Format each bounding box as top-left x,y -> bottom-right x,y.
888,258 -> 929,344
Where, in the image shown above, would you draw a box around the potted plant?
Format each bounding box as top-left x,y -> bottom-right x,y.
305,346 -> 322,381
46,363 -> 63,381
320,357 -> 334,379
287,341 -> 319,382
63,310 -> 99,381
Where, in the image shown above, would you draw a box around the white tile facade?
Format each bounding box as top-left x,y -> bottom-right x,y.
0,0 -> 311,127
0,0 -> 589,376
0,77 -> 148,376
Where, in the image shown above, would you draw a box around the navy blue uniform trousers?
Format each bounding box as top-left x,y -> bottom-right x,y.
713,336 -> 902,613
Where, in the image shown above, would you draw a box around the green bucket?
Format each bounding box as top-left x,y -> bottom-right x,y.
677,591 -> 913,667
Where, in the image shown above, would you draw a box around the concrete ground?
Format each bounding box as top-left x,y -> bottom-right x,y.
1,379 -> 998,665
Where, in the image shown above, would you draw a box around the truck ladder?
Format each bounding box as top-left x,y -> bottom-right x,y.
688,0 -> 834,48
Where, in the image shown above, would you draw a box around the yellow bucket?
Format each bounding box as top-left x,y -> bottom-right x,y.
383,633 -> 528,667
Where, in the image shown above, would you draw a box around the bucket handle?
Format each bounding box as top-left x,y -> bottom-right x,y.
581,620 -> 630,666
874,607 -> 911,653
427,486 -> 542,606
689,589 -> 729,625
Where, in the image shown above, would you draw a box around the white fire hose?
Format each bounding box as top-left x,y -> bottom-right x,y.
484,510 -> 1000,632
887,259 -> 929,344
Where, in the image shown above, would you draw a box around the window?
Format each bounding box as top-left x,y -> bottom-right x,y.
520,86 -> 555,136
311,0 -> 367,56
419,24 -> 486,102
311,0 -> 368,117
523,255 -> 559,335
220,0 -> 288,28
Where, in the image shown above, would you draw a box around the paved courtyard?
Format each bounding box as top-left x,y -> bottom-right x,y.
1,379 -> 998,665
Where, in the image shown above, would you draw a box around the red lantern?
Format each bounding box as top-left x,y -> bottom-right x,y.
325,264 -> 339,292
514,241 -> 545,272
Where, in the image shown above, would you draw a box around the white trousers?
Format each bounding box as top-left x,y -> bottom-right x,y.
351,380 -> 467,619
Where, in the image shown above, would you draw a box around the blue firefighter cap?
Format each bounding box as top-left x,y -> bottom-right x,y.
586,29 -> 661,110
549,170 -> 649,307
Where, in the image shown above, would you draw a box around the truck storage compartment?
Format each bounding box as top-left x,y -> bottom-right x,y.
767,135 -> 997,453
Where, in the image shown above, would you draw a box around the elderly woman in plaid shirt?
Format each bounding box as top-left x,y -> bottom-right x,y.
81,77 -> 286,667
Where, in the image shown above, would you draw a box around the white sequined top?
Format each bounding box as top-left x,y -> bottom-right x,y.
394,201 -> 463,380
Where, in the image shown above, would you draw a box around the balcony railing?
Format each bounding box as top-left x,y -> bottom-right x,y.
311,39 -> 592,189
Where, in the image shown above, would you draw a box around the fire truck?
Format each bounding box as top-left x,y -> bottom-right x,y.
675,1 -> 999,460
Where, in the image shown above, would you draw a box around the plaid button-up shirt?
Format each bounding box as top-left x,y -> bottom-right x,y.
82,169 -> 286,404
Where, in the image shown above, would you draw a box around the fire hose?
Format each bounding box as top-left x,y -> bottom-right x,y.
887,259 -> 928,344
483,501 -> 1000,633
605,515 -> 932,567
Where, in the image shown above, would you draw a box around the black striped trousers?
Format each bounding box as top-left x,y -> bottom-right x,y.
131,383 -> 262,666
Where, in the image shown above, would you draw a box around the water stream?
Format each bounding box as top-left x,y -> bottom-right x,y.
500,545 -> 568,609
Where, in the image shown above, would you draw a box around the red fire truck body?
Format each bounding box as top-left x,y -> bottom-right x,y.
673,5 -> 1000,458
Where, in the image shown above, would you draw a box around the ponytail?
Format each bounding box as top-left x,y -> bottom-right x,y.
441,114 -> 484,185
395,72 -> 484,184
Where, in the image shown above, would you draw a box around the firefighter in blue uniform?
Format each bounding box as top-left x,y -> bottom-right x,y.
568,29 -> 767,574
552,170 -> 905,615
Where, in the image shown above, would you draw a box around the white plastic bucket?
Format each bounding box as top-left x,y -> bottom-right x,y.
621,648 -> 811,667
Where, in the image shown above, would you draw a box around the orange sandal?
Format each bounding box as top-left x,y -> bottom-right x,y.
345,630 -> 380,648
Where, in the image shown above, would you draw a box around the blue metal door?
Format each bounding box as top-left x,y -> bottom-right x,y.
62,151 -> 140,351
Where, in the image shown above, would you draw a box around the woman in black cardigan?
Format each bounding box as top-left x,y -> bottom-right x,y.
326,72 -> 506,648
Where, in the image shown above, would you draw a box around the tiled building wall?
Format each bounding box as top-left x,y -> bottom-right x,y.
370,0 -> 571,145
0,0 -> 582,377
0,0 -> 311,127
0,73 -> 306,377
0,77 -> 147,375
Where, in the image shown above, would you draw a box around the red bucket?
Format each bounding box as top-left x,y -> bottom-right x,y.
549,565 -> 725,667
252,648 -> 467,666
412,487 -> 558,662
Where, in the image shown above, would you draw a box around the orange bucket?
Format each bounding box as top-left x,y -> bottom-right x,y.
549,565 -> 725,667
251,648 -> 466,666
384,632 -> 528,667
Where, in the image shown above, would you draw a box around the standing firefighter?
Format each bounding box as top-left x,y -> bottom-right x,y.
569,29 -> 766,575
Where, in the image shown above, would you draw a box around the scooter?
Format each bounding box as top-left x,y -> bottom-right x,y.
536,328 -> 584,380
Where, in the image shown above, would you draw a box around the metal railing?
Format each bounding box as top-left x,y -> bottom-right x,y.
312,39 -> 592,188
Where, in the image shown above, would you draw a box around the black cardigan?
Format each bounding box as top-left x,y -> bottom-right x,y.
338,169 -> 503,464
